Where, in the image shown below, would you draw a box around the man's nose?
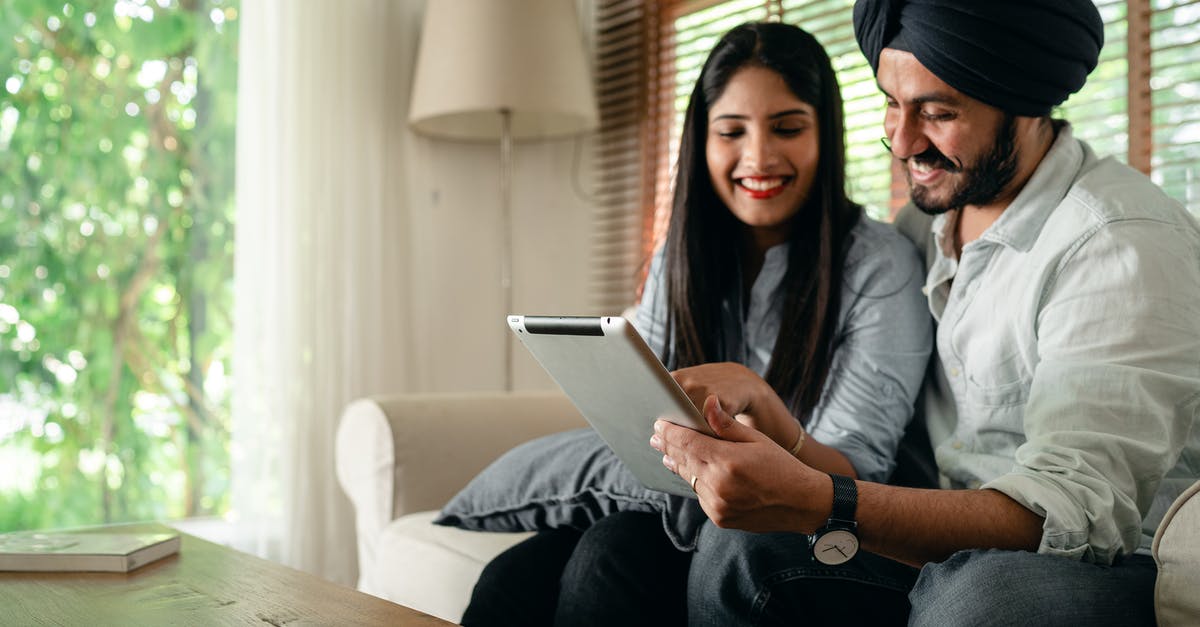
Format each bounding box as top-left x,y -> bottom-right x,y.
885,109 -> 930,160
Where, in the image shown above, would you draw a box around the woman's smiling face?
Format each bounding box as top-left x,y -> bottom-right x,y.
706,65 -> 820,249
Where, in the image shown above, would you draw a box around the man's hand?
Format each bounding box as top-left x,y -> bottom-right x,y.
651,397 -> 1044,565
650,394 -> 831,533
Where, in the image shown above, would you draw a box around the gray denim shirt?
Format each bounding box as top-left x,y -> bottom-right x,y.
635,216 -> 933,483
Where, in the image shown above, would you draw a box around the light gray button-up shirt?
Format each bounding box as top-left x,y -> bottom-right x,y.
919,125 -> 1200,563
635,216 -> 933,483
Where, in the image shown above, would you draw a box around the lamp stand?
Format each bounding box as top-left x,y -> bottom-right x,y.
500,108 -> 513,392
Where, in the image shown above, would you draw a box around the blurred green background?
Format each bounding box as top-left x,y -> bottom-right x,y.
0,0 -> 238,531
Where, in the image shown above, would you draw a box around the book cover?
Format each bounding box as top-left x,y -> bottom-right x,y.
0,530 -> 181,573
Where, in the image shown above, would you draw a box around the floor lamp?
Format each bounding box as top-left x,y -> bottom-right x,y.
408,0 -> 598,391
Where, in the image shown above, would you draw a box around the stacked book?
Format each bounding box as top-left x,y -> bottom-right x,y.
0,529 -> 181,573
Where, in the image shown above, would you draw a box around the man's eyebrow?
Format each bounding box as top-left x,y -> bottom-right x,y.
711,109 -> 813,122
876,84 -> 963,107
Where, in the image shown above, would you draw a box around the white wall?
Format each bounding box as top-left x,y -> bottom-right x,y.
401,1 -> 597,393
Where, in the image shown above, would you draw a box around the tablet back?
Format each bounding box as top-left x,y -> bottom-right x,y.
507,315 -> 711,497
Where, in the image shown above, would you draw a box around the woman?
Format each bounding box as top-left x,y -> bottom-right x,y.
462,22 -> 931,625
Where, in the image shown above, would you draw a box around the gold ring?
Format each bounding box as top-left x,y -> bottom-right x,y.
690,475 -> 699,491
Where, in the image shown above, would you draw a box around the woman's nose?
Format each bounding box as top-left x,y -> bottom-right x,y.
742,132 -> 779,169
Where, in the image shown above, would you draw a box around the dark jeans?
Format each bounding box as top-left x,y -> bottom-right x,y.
687,521 -> 918,626
461,511 -> 690,627
463,512 -> 1160,627
909,549 -> 1159,626
461,510 -> 917,626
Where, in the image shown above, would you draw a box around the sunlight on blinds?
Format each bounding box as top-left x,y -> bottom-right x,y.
783,0 -> 890,219
1150,0 -> 1200,216
590,1 -> 650,311
1058,0 -> 1130,164
654,1 -> 774,247
589,0 -> 1200,310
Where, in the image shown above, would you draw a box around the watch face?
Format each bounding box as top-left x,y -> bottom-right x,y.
813,529 -> 859,565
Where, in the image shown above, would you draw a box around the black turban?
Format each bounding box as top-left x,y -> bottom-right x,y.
853,0 -> 1104,116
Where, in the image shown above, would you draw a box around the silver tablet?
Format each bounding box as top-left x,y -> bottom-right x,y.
507,314 -> 713,498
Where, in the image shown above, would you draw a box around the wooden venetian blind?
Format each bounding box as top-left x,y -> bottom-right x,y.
653,0 -> 776,250
780,0 -> 891,218
589,0 -> 887,311
1058,0 -> 1131,171
1062,0 -> 1200,217
589,0 -> 1200,310
589,0 -> 779,311
590,0 -> 656,313
1148,0 -> 1200,215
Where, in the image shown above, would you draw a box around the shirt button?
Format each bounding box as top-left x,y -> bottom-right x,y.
921,285 -> 931,296
952,440 -> 964,450
949,367 -> 960,377
968,480 -> 982,489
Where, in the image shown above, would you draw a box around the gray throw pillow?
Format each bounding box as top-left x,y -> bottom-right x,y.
433,428 -> 708,550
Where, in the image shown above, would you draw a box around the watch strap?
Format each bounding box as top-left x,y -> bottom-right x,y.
829,473 -> 857,524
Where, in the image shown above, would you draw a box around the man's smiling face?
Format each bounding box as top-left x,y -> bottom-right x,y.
877,48 -> 1021,215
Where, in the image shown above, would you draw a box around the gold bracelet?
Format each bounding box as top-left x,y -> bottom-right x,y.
787,427 -> 806,458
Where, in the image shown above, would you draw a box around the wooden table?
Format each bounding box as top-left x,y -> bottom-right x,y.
0,523 -> 453,626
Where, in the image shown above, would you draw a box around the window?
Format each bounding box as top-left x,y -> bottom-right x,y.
1059,0 -> 1130,166
658,1 -> 775,246
0,1 -> 238,531
779,0 -> 890,217
590,0 -> 1200,309
590,0 -> 655,313
1150,0 -> 1200,213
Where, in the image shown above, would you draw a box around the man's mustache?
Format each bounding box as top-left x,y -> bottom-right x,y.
905,147 -> 963,173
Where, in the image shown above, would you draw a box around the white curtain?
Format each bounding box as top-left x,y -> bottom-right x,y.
231,0 -> 422,585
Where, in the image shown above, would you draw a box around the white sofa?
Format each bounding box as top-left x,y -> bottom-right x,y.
335,392 -> 586,623
335,391 -> 1200,625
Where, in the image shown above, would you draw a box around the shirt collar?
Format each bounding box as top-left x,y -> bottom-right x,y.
733,241 -> 791,303
761,240 -> 790,275
730,241 -> 790,303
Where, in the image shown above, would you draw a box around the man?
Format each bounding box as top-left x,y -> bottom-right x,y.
651,1 -> 1200,624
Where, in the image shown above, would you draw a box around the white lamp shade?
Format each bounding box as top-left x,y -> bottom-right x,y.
408,0 -> 599,141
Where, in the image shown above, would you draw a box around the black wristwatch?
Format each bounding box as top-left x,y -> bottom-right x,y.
810,473 -> 859,565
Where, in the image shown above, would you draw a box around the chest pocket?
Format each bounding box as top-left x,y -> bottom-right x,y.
953,296 -> 1032,408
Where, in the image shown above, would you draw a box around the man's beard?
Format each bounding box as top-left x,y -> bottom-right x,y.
908,114 -> 1019,216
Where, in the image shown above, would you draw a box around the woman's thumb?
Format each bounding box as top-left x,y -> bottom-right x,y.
703,394 -> 757,442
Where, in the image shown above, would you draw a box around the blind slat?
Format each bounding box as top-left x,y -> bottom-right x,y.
592,0 -> 1200,305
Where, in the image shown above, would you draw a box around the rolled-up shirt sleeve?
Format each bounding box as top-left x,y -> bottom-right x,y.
983,219 -> 1200,564
806,227 -> 933,483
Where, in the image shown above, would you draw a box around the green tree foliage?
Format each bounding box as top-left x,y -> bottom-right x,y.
0,0 -> 237,530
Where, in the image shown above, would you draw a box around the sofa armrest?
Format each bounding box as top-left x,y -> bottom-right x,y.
1153,477 -> 1200,626
335,391 -> 584,588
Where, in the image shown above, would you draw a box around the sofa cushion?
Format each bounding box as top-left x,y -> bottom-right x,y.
361,510 -> 533,624
435,428 -> 712,550
1152,478 -> 1200,626
435,428 -> 665,528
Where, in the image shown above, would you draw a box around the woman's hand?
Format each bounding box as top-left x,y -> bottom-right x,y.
671,363 -> 799,449
649,394 -> 830,533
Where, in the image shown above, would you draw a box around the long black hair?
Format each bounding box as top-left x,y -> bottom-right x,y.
662,22 -> 862,420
